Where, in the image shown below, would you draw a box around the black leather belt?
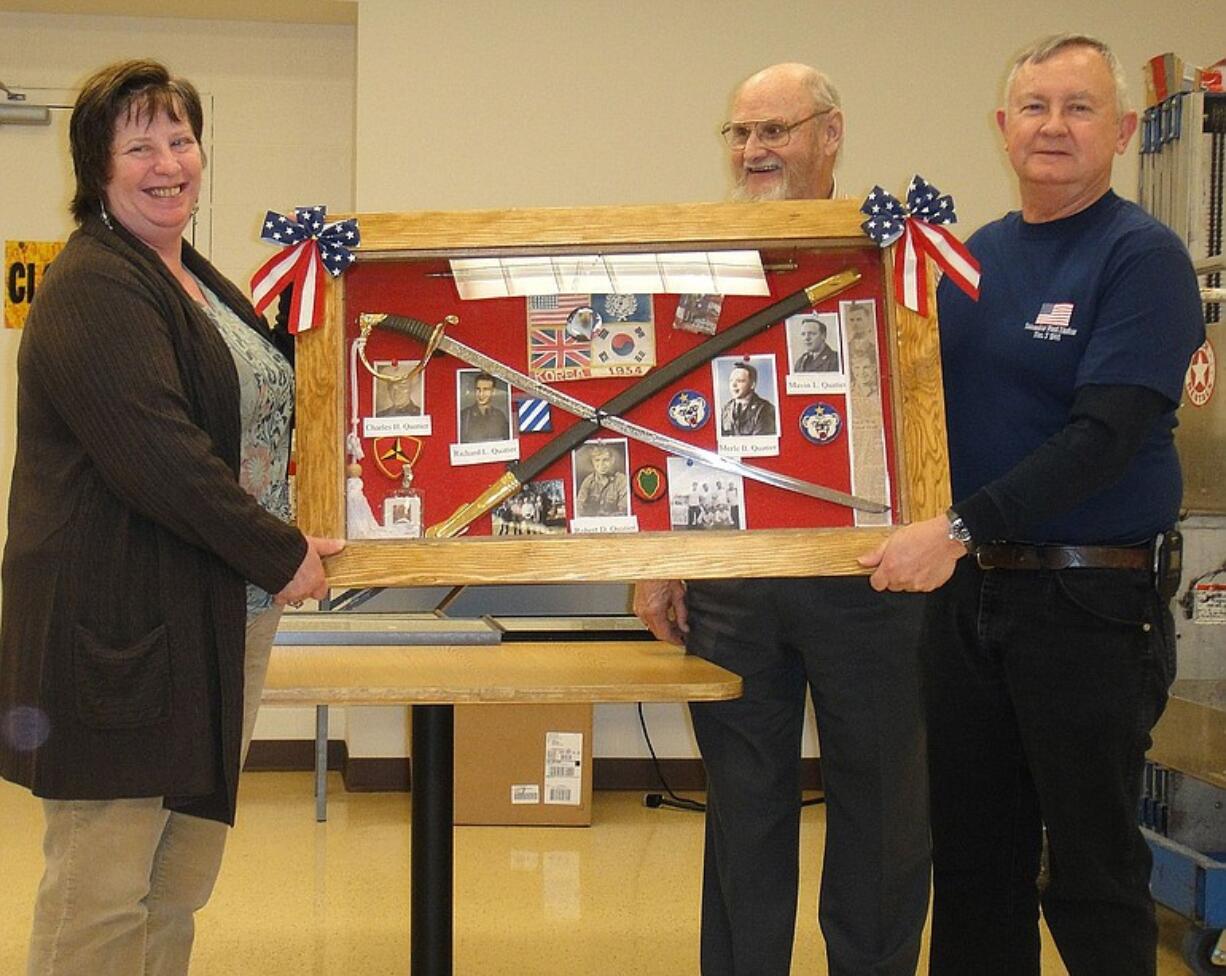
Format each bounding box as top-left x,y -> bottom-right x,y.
975,542 -> 1150,572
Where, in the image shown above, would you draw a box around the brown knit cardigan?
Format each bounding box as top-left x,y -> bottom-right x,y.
0,215 -> 307,825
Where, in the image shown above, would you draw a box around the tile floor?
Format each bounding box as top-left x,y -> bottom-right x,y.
0,773 -> 1196,974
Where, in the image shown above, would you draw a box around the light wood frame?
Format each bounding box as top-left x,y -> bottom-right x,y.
296,199 -> 949,586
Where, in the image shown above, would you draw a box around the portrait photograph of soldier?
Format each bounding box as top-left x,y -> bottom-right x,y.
787,313 -> 841,374
456,368 -> 512,444
666,458 -> 745,531
572,439 -> 631,519
372,360 -> 425,417
840,300 -> 878,357
713,355 -> 779,438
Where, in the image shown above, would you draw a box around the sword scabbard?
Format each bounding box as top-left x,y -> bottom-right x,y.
425,470 -> 524,539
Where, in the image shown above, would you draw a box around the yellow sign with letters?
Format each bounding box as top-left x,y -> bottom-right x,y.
5,239 -> 65,329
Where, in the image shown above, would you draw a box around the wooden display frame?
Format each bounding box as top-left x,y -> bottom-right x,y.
296,199 -> 950,586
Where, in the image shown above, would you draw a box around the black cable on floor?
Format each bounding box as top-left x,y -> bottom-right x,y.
638,702 -> 705,811
637,703 -> 825,812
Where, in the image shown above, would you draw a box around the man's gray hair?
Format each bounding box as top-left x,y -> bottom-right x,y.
799,65 -> 842,114
732,62 -> 842,115
1006,34 -> 1129,116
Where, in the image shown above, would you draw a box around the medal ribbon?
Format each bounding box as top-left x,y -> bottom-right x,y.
860,176 -> 980,317
249,205 -> 360,334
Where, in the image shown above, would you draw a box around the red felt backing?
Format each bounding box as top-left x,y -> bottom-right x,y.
340,246 -> 900,536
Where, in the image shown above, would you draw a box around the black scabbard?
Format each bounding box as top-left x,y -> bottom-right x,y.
404,268 -> 861,537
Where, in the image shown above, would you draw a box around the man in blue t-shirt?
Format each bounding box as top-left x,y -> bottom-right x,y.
861,34 -> 1205,976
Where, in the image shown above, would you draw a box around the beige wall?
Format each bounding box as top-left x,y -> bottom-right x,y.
0,11 -> 356,283
355,0 -> 1225,230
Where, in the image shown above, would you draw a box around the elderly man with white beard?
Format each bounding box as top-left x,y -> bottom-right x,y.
634,62 -> 930,976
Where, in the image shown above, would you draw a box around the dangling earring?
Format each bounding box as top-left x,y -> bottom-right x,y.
99,198 -> 113,229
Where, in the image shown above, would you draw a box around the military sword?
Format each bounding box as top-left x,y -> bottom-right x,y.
369,268 -> 867,537
361,310 -> 887,516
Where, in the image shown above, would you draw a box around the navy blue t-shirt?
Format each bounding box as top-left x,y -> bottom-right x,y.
937,191 -> 1204,545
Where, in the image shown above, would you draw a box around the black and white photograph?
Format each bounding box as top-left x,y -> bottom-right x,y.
787,312 -> 841,374
839,300 -> 878,360
492,479 -> 567,535
455,368 -> 513,444
785,312 -> 846,395
666,458 -> 746,531
712,355 -> 780,456
571,439 -> 631,519
372,361 -> 424,418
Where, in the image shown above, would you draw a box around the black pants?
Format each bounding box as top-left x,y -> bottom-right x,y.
685,576 -> 930,976
923,559 -> 1175,976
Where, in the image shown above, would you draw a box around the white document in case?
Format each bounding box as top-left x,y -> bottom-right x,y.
450,251 -> 769,299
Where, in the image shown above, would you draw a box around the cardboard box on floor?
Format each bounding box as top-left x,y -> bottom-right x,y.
454,703 -> 593,826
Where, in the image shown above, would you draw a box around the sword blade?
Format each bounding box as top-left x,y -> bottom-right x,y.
366,312 -> 888,514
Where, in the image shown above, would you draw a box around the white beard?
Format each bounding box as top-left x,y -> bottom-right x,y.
729,176 -> 792,202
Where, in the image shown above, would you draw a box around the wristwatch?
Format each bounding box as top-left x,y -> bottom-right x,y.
946,508 -> 976,554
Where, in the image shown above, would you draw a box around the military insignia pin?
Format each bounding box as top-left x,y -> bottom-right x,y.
799,402 -> 843,445
632,465 -> 666,502
667,390 -> 710,430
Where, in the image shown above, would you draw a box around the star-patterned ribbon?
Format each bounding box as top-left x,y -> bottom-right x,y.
860,176 -> 980,317
249,206 -> 360,334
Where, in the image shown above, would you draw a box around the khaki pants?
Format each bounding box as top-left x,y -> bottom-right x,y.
26,606 -> 282,976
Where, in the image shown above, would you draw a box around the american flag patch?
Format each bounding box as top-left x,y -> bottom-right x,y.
517,398 -> 552,433
527,294 -> 590,323
1035,302 -> 1074,327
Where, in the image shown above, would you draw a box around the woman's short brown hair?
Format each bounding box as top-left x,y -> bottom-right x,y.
69,59 -> 204,224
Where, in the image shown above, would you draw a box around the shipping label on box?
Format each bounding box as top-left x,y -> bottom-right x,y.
544,731 -> 583,806
511,784 -> 541,804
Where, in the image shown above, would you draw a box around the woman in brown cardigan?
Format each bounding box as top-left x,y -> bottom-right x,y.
0,60 -> 343,975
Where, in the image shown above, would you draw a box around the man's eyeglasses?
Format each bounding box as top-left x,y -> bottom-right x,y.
719,109 -> 831,149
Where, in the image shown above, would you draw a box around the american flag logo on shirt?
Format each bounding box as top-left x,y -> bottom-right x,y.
1034,302 -> 1074,328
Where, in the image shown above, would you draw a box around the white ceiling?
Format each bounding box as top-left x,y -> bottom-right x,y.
0,0 -> 356,25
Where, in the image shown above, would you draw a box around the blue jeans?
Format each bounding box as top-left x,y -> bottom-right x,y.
923,559 -> 1175,976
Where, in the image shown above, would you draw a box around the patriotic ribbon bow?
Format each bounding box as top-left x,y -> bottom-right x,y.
249,206 -> 360,334
860,176 -> 980,317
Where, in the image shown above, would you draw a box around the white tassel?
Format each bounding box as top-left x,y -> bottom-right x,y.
346,472 -> 395,539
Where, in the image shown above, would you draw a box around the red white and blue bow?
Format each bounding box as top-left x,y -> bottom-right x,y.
249,206 -> 360,334
860,176 -> 980,317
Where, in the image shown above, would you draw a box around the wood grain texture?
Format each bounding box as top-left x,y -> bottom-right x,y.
262,640 -> 742,705
295,280 -> 346,538
888,254 -> 952,522
318,526 -> 892,586
333,200 -> 866,254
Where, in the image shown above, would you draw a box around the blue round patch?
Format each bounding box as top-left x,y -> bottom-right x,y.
667,389 -> 711,430
799,402 -> 842,444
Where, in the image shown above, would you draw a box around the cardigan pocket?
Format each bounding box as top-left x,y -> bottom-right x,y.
72,623 -> 171,729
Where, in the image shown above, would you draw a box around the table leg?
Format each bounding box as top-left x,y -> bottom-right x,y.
314,704 -> 328,823
411,703 -> 454,976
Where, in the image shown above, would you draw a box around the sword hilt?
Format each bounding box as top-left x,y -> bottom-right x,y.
363,312 -> 447,345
